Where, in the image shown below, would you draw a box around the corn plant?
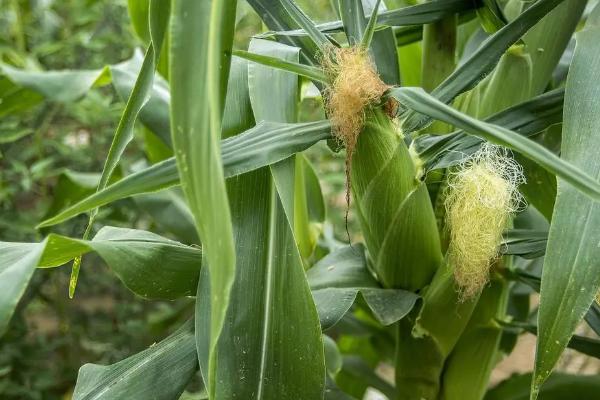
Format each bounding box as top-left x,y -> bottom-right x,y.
2,0 -> 600,399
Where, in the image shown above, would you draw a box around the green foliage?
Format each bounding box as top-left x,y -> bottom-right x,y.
2,1 -> 600,399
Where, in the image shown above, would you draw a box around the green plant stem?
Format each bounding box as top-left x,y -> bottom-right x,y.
68,216 -> 94,298
421,15 -> 457,92
10,0 -> 26,54
421,14 -> 457,134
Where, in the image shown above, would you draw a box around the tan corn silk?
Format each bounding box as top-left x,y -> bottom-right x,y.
322,46 -> 388,158
445,144 -> 524,300
322,47 -> 389,220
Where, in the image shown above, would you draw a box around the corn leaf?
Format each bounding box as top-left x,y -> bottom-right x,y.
62,0 -> 170,297
263,0 -> 475,37
246,0 -> 321,66
0,227 -> 201,335
486,373 -> 600,400
502,229 -> 547,259
338,0 -> 367,46
0,64 -> 110,103
169,1 -> 237,395
0,240 -> 46,336
501,320 -> 600,360
360,0 -> 382,49
510,270 -> 600,339
195,38 -> 325,398
95,0 -> 169,199
413,88 -> 564,172
390,87 -> 600,202
72,320 -> 197,400
533,6 -> 600,397
280,0 -> 330,50
400,0 -> 567,132
110,52 -> 172,146
521,0 -> 586,96
38,119 -> 331,228
308,245 -> 419,330
233,50 -> 329,83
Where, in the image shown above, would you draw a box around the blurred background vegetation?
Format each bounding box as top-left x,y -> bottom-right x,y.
0,0 -> 343,399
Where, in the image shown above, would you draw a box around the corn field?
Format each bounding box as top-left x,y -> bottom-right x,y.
1,0 -> 600,399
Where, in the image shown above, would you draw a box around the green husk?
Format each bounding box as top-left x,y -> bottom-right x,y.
441,278 -> 509,400
351,109 -> 442,290
394,258 -> 479,399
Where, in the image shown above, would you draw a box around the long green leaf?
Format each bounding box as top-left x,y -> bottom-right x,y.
338,0 -> 367,46
400,0 -> 567,132
501,320 -> 600,360
40,228 -> 197,295
37,120 -> 331,228
521,0 -> 586,96
0,65 -> 110,103
360,0 -> 382,49
262,0 -> 475,36
68,0 -> 171,297
486,373 -> 600,400
280,0 -> 330,50
95,0 -> 169,201
73,320 -> 197,400
308,245 -> 419,330
110,52 -> 172,146
502,229 -> 547,259
389,87 -> 600,202
413,88 -> 564,172
246,0 -> 321,66
195,38 -> 326,398
509,270 -> 600,340
169,0 -> 237,395
232,50 -> 329,83
0,240 -> 46,336
533,6 -> 600,398
0,227 -> 201,335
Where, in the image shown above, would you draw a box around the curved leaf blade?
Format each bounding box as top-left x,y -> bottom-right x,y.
413,88 -> 564,172
0,241 -> 46,336
169,0 -> 237,394
400,0 -> 567,131
389,87 -> 600,202
73,320 -> 197,400
533,6 -> 600,397
262,0 -> 475,37
37,120 -> 331,228
308,245 -> 418,330
233,49 -> 329,83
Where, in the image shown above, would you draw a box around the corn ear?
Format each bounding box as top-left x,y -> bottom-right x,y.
351,108 -> 442,290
